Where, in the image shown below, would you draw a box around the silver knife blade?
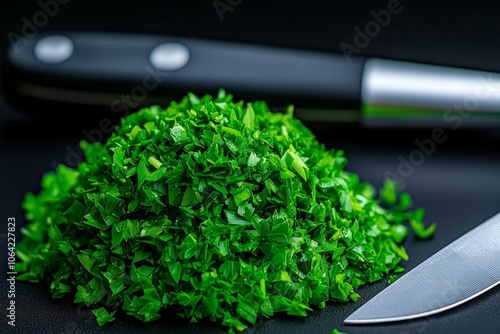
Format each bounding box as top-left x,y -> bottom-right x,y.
344,212 -> 500,324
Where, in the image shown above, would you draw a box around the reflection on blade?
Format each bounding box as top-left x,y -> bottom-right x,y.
344,212 -> 500,324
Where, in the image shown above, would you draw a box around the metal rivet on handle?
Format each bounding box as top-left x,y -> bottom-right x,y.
150,43 -> 190,71
34,35 -> 74,64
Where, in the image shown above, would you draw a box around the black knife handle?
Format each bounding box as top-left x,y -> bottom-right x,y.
3,31 -> 365,113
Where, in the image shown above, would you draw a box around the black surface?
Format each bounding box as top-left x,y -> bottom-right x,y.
1,1 -> 500,334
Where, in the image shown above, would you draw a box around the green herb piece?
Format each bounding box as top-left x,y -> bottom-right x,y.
16,89 -> 436,333
388,275 -> 400,284
380,178 -> 398,206
92,307 -> 117,326
409,210 -> 437,239
331,329 -> 348,334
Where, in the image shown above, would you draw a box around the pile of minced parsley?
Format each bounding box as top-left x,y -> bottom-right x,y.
16,90 -> 436,333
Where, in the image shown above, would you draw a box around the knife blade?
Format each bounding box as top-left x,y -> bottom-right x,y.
344,212 -> 500,325
4,31 -> 500,128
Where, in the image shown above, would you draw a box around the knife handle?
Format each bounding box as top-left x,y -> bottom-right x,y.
3,31 -> 365,114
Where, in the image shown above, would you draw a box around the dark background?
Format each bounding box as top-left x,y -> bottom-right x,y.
1,1 -> 500,333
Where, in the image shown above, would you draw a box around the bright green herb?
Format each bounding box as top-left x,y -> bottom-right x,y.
387,274 -> 400,285
409,211 -> 437,239
16,89 -> 435,333
331,329 -> 348,334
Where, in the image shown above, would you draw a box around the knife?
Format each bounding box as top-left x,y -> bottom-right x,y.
4,31 -> 500,128
344,212 -> 500,325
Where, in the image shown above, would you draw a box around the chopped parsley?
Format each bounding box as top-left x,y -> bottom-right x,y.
16,89 -> 436,333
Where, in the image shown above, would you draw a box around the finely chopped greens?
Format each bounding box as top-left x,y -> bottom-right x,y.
16,90 -> 435,332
